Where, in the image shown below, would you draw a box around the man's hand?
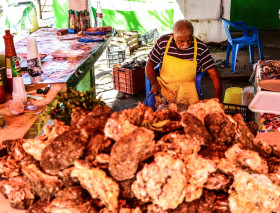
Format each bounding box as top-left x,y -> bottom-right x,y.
151,81 -> 161,95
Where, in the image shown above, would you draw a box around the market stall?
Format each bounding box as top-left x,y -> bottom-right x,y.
249,60 -> 280,143
0,27 -> 114,142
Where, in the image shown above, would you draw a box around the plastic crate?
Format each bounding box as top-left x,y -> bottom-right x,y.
139,28 -> 159,45
113,64 -> 145,94
106,46 -> 125,67
223,103 -> 254,123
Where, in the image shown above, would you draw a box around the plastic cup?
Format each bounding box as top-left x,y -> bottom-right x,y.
7,100 -> 24,115
12,77 -> 27,104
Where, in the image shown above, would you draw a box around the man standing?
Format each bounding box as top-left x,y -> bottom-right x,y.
146,19 -> 222,106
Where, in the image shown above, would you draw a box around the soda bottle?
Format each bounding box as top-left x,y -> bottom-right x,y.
0,70 -> 6,104
3,30 -> 21,94
96,1 -> 103,27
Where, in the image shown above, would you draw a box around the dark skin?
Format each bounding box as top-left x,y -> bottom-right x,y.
145,27 -> 222,102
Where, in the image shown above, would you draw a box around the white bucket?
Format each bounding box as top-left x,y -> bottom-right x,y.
242,85 -> 254,106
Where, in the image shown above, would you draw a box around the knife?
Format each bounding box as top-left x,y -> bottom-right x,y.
43,84 -> 51,95
158,94 -> 168,104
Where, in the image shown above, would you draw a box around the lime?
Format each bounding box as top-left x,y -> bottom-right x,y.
0,116 -> 6,128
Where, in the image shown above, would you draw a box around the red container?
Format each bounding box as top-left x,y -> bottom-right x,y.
113,64 -> 145,94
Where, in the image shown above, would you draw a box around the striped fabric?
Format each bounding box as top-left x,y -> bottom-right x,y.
149,34 -> 215,73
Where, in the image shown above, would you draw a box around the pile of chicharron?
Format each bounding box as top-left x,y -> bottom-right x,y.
1,98 -> 280,213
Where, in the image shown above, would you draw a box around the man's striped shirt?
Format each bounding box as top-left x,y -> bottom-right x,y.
148,34 -> 215,73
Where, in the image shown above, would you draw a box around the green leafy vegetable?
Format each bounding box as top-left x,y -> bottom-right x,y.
45,87 -> 105,124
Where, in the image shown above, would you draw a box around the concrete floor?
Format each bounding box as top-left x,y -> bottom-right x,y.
95,30 -> 280,111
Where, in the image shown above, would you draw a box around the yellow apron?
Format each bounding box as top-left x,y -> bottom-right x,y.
156,35 -> 199,105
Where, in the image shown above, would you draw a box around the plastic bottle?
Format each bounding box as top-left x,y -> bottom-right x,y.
3,30 -> 21,94
0,71 -> 6,104
96,1 -> 103,27
68,10 -> 76,34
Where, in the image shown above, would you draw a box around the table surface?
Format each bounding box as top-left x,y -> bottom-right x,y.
7,28 -> 112,84
0,28 -> 114,143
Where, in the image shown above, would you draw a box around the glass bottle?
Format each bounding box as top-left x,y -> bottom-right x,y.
3,30 -> 21,94
75,11 -> 80,32
0,70 -> 6,104
79,11 -> 85,31
96,1 -> 103,27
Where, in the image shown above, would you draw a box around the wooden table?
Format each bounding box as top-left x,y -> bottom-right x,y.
0,28 -> 114,143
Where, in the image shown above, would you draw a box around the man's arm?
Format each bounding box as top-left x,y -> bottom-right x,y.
207,67 -> 222,102
145,59 -> 161,95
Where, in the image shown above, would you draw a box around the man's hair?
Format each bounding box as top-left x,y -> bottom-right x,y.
173,19 -> 194,35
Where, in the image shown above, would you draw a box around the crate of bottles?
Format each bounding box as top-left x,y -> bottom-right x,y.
113,64 -> 145,94
106,46 -> 126,67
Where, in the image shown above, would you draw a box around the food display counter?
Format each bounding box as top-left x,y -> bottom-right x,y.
252,60 -> 280,133
0,28 -> 114,142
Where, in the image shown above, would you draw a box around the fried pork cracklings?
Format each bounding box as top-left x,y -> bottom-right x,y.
228,171 -> 280,213
1,100 -> 280,212
132,152 -> 187,210
71,160 -> 120,212
109,127 -> 155,181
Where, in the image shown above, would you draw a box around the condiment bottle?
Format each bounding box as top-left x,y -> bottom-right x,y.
3,30 -> 21,93
0,71 -> 6,104
75,11 -> 80,32
68,10 -> 76,34
85,10 -> 90,29
79,11 -> 85,31
96,1 -> 103,27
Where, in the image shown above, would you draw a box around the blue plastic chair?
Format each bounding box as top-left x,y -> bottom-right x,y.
219,18 -> 264,73
144,64 -> 208,109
